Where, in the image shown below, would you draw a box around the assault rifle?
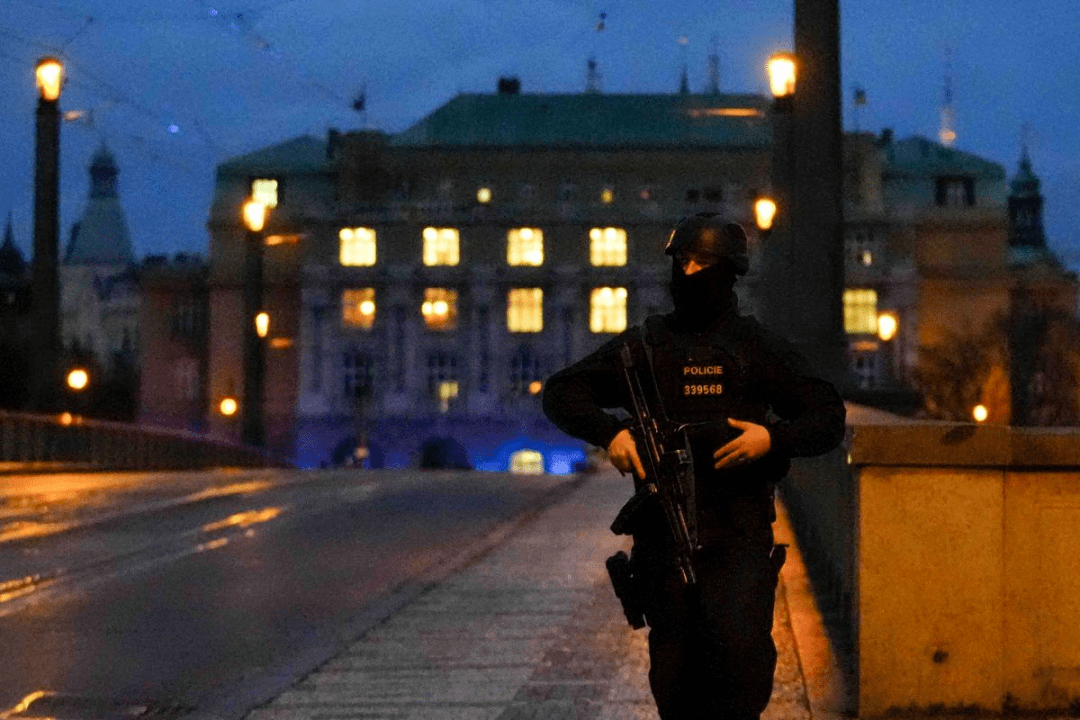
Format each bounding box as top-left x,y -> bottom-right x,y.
608,340 -> 700,586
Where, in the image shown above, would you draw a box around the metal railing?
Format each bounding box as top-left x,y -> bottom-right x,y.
0,410 -> 290,472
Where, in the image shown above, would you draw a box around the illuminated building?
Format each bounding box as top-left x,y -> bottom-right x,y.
186,81 -> 1076,466
203,84 -> 772,468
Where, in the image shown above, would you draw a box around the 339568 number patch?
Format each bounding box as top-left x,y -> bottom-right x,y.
683,383 -> 723,396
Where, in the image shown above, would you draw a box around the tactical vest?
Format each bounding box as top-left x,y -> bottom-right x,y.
640,314 -> 786,494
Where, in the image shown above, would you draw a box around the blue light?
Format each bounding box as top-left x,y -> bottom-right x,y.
168,124 -> 180,134
547,448 -> 585,475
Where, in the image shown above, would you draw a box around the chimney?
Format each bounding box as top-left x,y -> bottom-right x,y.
497,76 -> 521,95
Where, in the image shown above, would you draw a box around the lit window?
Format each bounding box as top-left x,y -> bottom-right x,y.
845,230 -> 879,268
477,187 -> 492,204
600,187 -> 614,204
251,178 -> 278,208
843,289 -> 878,334
510,449 -> 545,475
422,288 -> 458,331
423,227 -> 460,266
342,288 -> 376,329
589,227 -> 627,266
507,288 -> 543,333
437,381 -> 459,413
507,228 -> 544,266
339,228 -> 376,266
590,287 -> 628,333
427,351 -> 459,412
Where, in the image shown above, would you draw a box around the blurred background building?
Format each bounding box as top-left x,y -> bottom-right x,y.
138,78 -> 1076,469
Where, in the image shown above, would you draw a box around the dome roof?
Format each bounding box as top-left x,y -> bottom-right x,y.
64,143 -> 135,266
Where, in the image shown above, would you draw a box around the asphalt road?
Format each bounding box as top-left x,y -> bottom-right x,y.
0,468 -> 575,719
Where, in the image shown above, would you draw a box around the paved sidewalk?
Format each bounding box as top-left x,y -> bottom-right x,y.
245,471 -> 820,720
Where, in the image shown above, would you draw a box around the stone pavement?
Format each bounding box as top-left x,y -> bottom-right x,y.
245,470 -> 820,720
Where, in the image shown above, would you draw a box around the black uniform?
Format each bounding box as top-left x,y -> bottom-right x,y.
542,301 -> 845,719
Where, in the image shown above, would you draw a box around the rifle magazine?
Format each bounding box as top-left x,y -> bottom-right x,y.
610,484 -> 660,536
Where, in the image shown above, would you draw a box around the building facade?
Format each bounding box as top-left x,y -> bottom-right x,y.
205,90 -> 774,468
186,85 -> 1076,468
137,253 -> 209,433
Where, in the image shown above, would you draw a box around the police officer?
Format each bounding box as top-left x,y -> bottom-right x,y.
542,213 -> 846,720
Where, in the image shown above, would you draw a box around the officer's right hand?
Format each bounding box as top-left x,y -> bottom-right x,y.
607,428 -> 646,479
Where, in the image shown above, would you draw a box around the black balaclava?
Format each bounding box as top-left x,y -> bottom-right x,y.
669,260 -> 738,330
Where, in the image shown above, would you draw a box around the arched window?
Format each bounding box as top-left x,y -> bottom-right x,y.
510,449 -> 544,475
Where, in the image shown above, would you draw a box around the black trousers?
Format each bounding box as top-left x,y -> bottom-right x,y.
634,513 -> 782,720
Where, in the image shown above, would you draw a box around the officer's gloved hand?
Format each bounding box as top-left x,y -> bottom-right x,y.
607,428 -> 646,479
713,418 -> 772,470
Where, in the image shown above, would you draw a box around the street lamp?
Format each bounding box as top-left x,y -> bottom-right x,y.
31,56 -> 64,411
66,367 -> 89,391
754,196 -> 777,235
219,397 -> 238,417
876,312 -> 898,343
758,51 -> 797,340
65,366 -> 90,418
241,199 -> 270,447
767,52 -> 797,100
255,311 -> 270,338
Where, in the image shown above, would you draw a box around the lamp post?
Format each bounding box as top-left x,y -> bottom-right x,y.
31,57 -> 63,412
791,0 -> 847,387
66,366 -> 90,417
241,199 -> 268,447
757,52 -> 796,340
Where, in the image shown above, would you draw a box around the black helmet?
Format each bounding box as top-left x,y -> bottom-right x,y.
664,213 -> 749,276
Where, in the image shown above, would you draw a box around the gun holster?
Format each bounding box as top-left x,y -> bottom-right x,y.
605,550 -> 646,629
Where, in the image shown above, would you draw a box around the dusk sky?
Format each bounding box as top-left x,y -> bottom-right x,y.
2,0 -> 1078,271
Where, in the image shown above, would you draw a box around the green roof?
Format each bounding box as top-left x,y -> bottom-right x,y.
391,92 -> 772,149
218,136 -> 328,174
884,136 -> 1005,179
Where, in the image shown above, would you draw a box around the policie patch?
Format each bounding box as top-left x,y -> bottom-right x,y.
681,363 -> 724,396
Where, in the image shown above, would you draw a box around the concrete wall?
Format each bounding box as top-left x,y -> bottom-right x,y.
782,405 -> 1080,716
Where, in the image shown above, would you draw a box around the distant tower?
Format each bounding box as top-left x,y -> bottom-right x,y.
61,142 -> 140,369
585,56 -> 602,93
707,35 -> 720,93
65,143 -> 135,265
1008,144 -> 1047,250
677,35 -> 689,94
0,214 -> 27,282
938,46 -> 957,147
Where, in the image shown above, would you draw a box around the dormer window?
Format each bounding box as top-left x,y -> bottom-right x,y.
935,176 -> 974,207
251,178 -> 279,208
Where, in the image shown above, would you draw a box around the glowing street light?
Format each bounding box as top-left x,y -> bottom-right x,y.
219,397 -> 238,417
973,404 -> 989,423
242,199 -> 267,233
754,196 -> 777,233
35,57 -> 63,102
255,311 -> 270,338
767,52 -> 796,99
66,367 -> 89,391
877,313 -> 898,342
